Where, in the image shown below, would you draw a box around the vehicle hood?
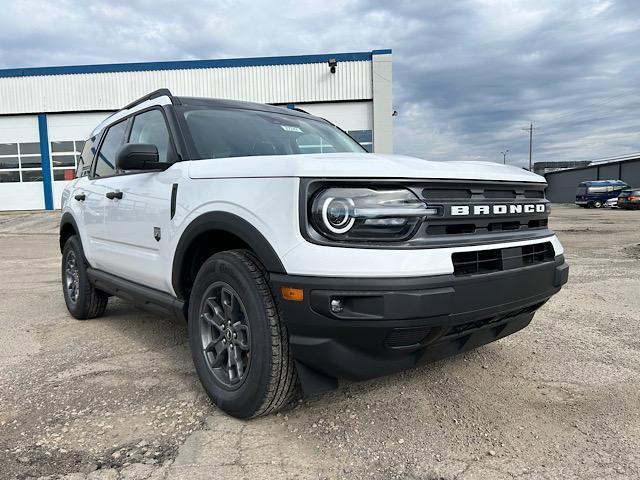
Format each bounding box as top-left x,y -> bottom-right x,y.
188,153 -> 545,183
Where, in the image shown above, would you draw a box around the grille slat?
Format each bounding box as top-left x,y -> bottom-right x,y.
452,242 -> 554,276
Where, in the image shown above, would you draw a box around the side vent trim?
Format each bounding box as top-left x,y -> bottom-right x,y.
170,183 -> 178,219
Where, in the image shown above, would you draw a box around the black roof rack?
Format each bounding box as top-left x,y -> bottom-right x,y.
122,88 -> 179,110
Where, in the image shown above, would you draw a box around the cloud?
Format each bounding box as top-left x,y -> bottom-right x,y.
1,0 -> 638,166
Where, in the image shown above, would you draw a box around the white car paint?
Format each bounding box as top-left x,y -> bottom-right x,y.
188,152 -> 545,183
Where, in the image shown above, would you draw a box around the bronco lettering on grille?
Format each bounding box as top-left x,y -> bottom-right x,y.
450,204 -> 547,216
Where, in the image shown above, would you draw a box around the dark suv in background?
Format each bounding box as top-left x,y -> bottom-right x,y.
617,189 -> 640,209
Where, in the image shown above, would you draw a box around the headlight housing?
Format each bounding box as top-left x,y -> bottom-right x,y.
309,187 -> 437,241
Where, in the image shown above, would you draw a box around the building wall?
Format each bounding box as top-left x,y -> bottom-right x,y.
545,159 -> 640,202
0,58 -> 374,115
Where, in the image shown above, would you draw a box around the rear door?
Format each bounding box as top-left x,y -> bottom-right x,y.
97,108 -> 178,292
77,121 -> 129,269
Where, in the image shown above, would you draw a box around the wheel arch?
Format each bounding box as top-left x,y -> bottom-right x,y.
171,211 -> 286,301
60,212 -> 80,253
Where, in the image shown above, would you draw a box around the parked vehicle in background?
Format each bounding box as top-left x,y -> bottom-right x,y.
575,180 -> 629,208
617,188 -> 640,210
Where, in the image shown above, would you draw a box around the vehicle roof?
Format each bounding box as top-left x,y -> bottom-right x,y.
579,180 -> 628,185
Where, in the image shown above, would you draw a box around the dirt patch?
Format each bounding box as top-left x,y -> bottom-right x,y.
623,244 -> 640,259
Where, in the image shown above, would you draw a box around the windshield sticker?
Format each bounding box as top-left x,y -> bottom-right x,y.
281,125 -> 303,133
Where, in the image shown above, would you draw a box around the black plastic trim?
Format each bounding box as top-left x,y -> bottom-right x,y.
59,212 -> 80,252
270,256 -> 568,383
87,268 -> 186,321
122,88 -> 179,110
171,211 -> 286,300
170,183 -> 178,219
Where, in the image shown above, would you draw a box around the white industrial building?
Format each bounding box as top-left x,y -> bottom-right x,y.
0,50 -> 393,211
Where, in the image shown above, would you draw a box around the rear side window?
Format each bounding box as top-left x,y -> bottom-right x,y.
94,121 -> 127,177
129,109 -> 173,163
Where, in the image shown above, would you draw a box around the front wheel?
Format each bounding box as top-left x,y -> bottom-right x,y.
61,235 -> 108,320
188,250 -> 297,418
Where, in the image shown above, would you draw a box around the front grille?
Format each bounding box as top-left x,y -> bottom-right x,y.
415,181 -> 550,243
452,242 -> 554,276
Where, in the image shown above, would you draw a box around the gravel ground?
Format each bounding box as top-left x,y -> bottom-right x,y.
0,205 -> 638,480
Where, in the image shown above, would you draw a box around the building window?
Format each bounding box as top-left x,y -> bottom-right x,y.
347,130 -> 373,152
50,140 -> 84,182
0,171 -> 20,183
0,142 -> 44,183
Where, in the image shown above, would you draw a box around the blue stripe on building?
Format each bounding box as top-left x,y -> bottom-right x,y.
37,114 -> 54,210
0,50 -> 392,79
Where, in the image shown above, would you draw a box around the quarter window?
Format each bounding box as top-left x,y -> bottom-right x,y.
94,121 -> 127,177
77,137 -> 97,178
129,109 -> 173,163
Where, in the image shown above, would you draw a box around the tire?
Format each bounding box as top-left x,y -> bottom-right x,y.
61,235 -> 108,320
188,249 -> 297,418
594,200 -> 603,208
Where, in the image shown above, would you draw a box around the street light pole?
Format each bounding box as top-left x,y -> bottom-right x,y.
500,149 -> 509,164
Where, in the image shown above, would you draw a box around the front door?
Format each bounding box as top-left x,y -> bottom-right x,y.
97,108 -> 178,292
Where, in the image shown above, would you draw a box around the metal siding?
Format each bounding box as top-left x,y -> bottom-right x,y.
599,164 -> 620,180
621,162 -> 640,188
0,61 -> 372,115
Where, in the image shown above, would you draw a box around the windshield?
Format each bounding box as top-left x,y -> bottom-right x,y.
576,187 -> 587,195
181,107 -> 366,159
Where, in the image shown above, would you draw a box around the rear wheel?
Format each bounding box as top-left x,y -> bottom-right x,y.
188,250 -> 297,418
61,235 -> 108,320
593,200 -> 603,208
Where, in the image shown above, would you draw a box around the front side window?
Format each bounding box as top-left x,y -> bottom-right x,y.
129,109 -> 173,163
94,121 -> 127,177
181,107 -> 365,160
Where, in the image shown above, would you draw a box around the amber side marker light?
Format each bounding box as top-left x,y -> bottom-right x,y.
281,287 -> 304,302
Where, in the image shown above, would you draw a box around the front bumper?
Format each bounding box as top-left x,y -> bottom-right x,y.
270,256 -> 568,393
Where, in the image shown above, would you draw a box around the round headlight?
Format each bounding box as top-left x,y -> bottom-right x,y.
322,197 -> 355,233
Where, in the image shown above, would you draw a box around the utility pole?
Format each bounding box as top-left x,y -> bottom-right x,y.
522,123 -> 535,171
500,149 -> 509,165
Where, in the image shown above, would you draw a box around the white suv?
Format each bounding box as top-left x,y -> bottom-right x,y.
60,89 -> 568,418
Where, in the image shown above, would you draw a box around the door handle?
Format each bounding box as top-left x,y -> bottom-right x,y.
106,191 -> 123,200
74,193 -> 86,201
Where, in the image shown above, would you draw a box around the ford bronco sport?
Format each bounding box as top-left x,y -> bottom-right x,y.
60,89 -> 569,418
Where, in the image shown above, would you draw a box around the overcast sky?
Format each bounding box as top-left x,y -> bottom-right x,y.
1,0 -> 638,167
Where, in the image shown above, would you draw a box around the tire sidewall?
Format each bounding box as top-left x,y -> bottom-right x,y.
188,252 -> 274,417
61,236 -> 90,319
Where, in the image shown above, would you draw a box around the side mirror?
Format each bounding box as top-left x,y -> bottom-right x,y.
116,143 -> 166,171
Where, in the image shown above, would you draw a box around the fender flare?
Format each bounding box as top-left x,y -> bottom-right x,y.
171,211 -> 286,299
59,212 -> 80,252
